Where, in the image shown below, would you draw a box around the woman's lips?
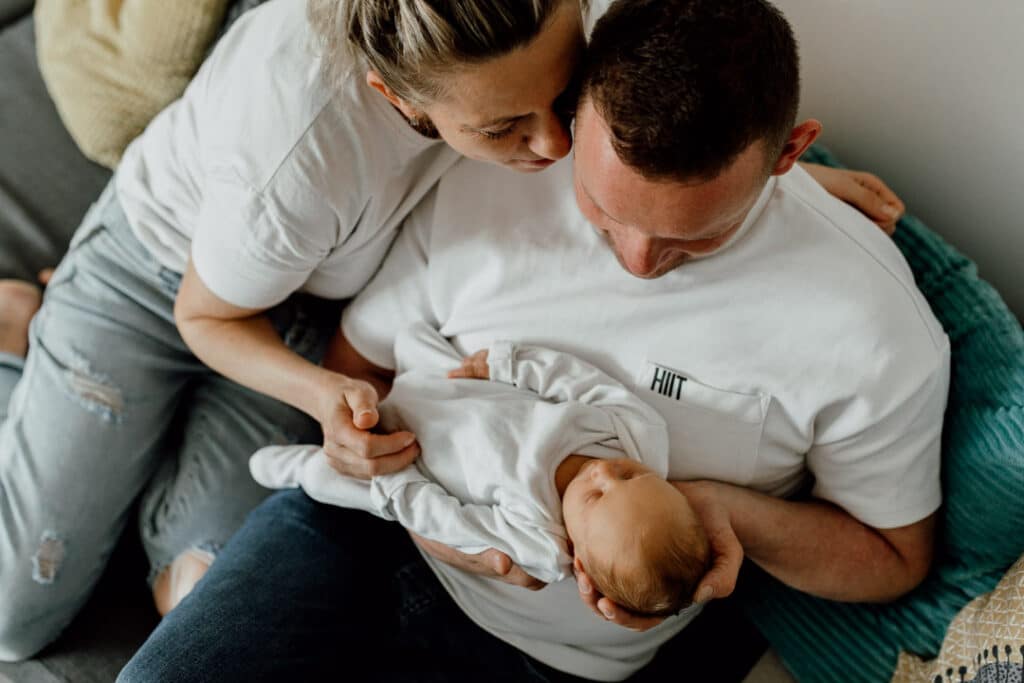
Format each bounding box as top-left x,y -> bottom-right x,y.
516,158 -> 556,170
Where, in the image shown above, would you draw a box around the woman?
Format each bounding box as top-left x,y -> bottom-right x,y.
0,0 -> 902,660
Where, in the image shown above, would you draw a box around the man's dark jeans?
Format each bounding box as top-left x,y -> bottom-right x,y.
118,490 -> 766,682
117,490 -> 590,682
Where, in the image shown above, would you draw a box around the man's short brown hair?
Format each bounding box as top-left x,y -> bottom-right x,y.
580,0 -> 800,182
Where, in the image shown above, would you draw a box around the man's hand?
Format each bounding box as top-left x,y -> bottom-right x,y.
673,480 -> 745,604
314,371 -> 420,479
573,559 -> 666,632
799,162 -> 906,235
448,349 -> 490,380
409,531 -> 546,590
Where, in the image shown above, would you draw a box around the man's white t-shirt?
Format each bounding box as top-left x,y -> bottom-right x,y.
115,0 -> 460,308
341,158 -> 950,681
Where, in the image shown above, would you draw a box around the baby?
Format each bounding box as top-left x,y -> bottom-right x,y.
251,322 -> 710,617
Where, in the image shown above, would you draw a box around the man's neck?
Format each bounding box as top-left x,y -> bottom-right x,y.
555,455 -> 593,498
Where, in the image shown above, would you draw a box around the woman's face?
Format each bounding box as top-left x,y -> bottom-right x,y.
391,1 -> 586,173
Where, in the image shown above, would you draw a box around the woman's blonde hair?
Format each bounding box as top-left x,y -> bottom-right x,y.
307,0 -> 581,105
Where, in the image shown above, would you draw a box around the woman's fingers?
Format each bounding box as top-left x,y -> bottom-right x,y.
343,383 -> 380,430
323,438 -> 420,478
801,162 -> 905,235
846,172 -> 904,235
852,171 -> 905,218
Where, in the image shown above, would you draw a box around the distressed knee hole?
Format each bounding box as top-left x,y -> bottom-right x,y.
64,350 -> 123,423
31,531 -> 66,585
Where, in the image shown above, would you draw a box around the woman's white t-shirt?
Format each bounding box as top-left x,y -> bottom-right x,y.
115,0 -> 460,308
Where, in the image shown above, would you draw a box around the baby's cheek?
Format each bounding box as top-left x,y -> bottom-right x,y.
562,497 -> 584,543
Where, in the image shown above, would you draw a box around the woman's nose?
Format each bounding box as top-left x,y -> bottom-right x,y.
528,111 -> 572,161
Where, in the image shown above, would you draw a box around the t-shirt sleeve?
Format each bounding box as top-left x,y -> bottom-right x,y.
341,193 -> 439,370
190,173 -> 334,310
806,344 -> 950,529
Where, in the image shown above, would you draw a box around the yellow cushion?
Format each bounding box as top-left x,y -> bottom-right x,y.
34,0 -> 229,168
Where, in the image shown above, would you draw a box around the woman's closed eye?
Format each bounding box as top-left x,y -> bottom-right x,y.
477,124 -> 517,140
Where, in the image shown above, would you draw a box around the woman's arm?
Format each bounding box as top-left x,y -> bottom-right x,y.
175,260 -> 418,478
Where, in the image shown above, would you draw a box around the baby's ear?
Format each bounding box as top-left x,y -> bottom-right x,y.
572,555 -> 585,575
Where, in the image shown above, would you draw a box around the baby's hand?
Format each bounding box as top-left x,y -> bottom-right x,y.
448,349 -> 490,380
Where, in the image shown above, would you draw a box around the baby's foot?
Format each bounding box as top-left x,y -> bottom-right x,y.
0,280 -> 43,358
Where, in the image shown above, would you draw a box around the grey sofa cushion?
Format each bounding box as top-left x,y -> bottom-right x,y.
0,14 -> 111,282
0,0 -> 31,26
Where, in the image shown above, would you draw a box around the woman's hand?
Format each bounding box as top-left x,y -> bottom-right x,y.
409,531 -> 546,590
448,349 -> 490,380
799,162 -> 906,235
313,370 -> 420,479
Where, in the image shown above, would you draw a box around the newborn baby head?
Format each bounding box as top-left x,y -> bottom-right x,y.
563,458 -> 710,617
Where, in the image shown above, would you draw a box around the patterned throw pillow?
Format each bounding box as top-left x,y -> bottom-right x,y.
891,553 -> 1024,683
738,145 -> 1024,683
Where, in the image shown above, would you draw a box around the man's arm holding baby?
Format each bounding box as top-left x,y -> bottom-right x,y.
443,349 -> 942,622
679,481 -> 936,603
575,483 -> 936,630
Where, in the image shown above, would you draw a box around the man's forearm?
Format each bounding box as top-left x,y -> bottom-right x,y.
691,482 -> 935,603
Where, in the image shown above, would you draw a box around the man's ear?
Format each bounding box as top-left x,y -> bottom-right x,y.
366,70 -> 419,120
770,119 -> 823,176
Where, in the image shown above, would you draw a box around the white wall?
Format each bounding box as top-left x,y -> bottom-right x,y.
772,0 -> 1024,319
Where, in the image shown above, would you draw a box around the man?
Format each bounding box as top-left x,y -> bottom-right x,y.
119,0 -> 949,680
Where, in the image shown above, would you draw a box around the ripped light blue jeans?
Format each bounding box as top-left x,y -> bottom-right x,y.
0,184 -> 336,661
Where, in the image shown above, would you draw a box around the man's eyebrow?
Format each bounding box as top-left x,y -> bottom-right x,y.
461,114 -> 527,131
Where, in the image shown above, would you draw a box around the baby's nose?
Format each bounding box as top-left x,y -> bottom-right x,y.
590,460 -> 617,483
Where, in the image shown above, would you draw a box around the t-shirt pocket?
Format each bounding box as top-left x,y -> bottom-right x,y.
636,360 -> 769,486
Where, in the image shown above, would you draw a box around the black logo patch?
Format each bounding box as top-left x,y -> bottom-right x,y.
650,366 -> 687,400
